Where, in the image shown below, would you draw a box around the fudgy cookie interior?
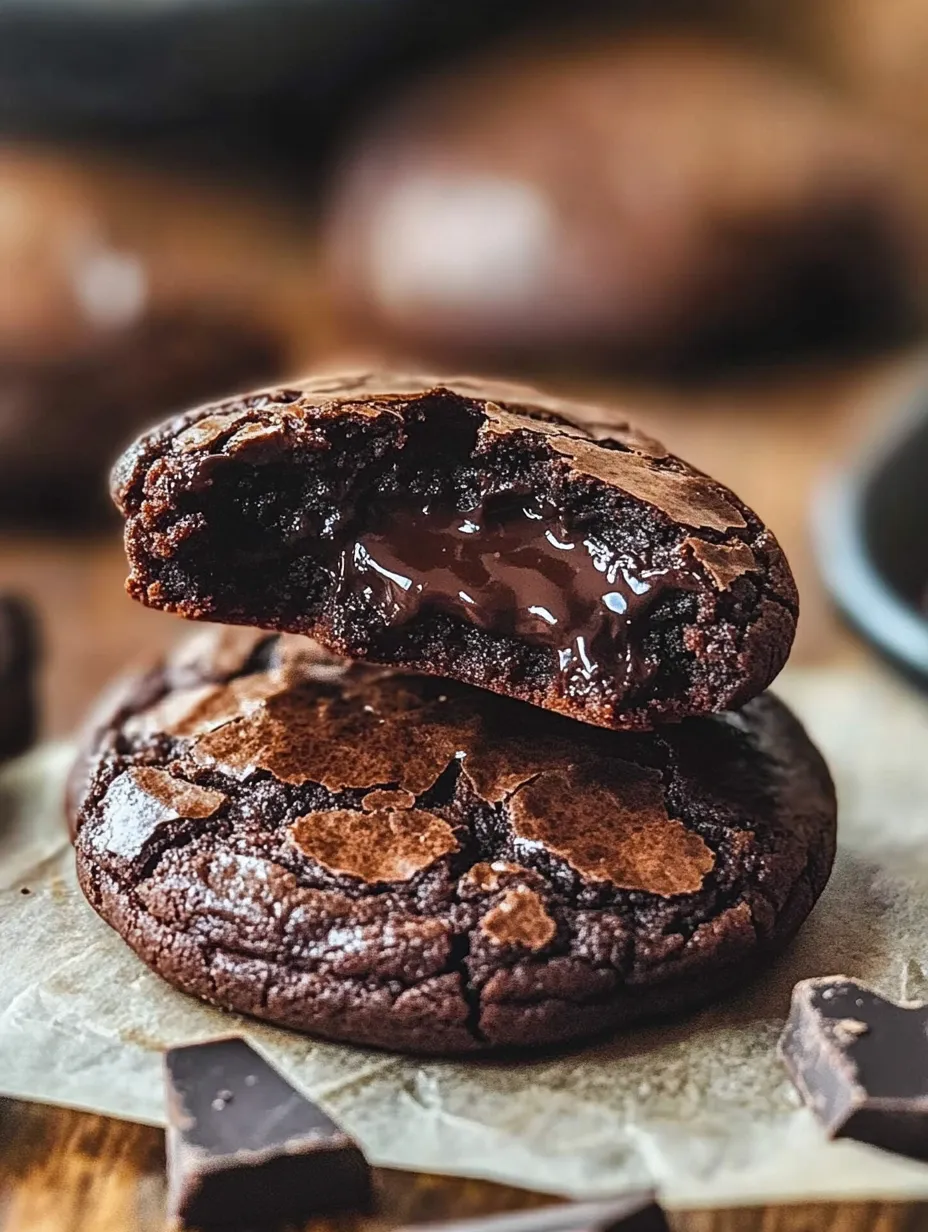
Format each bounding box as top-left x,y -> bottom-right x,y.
116,380 -> 795,729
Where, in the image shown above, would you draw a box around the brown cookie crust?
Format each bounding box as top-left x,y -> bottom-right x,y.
72,629 -> 835,1054
113,373 -> 797,731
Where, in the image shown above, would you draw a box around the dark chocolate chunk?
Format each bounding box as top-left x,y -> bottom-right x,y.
70,627 -> 836,1054
112,372 -> 797,731
405,1194 -> 669,1232
779,976 -> 928,1160
164,1036 -> 373,1228
0,595 -> 39,762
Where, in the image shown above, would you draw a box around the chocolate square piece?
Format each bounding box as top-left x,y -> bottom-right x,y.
164,1036 -> 373,1228
405,1194 -> 669,1232
0,595 -> 39,762
779,976 -> 928,1160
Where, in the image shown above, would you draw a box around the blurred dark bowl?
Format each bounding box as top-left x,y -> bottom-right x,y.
816,363 -> 928,683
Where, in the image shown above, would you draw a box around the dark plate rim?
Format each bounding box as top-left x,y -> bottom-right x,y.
814,359 -> 928,676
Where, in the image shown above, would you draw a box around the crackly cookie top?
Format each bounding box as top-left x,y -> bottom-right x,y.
74,628 -> 831,912
113,370 -> 751,541
71,627 -> 835,1051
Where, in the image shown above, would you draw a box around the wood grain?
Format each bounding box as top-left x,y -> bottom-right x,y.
0,1101 -> 926,1230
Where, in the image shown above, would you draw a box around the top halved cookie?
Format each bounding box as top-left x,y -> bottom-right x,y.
112,372 -> 797,730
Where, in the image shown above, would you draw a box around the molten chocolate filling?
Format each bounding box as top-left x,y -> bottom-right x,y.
335,495 -> 695,692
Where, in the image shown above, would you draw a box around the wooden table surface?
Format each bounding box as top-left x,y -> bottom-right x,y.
1,350 -> 925,1231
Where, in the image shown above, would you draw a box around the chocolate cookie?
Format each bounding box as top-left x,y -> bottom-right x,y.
0,312 -> 281,521
113,373 -> 797,731
70,627 -> 836,1054
323,33 -> 921,369
0,145 -> 282,521
0,596 -> 39,762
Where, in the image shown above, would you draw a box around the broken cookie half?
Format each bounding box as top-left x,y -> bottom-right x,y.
112,372 -> 797,731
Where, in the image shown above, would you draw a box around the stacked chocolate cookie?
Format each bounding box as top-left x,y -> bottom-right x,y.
70,374 -> 836,1053
0,146 -> 282,523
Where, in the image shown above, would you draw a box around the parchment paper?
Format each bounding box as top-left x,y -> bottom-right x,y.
3,665 -> 928,1209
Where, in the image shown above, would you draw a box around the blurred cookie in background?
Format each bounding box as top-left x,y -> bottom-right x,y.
323,33 -> 925,375
0,315 -> 281,522
0,596 -> 39,762
0,145 -> 289,522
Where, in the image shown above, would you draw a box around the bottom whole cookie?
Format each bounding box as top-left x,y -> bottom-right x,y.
70,630 -> 836,1054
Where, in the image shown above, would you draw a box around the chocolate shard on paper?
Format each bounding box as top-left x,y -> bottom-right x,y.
779,976 -> 928,1160
164,1036 -> 373,1228
403,1194 -> 669,1232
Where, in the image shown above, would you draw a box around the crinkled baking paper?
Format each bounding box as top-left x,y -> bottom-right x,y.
2,666 -> 928,1208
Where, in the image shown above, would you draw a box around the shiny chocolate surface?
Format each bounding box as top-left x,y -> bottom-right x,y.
337,494 -> 694,693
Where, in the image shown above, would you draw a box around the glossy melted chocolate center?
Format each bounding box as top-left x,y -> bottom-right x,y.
336,495 -> 693,691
